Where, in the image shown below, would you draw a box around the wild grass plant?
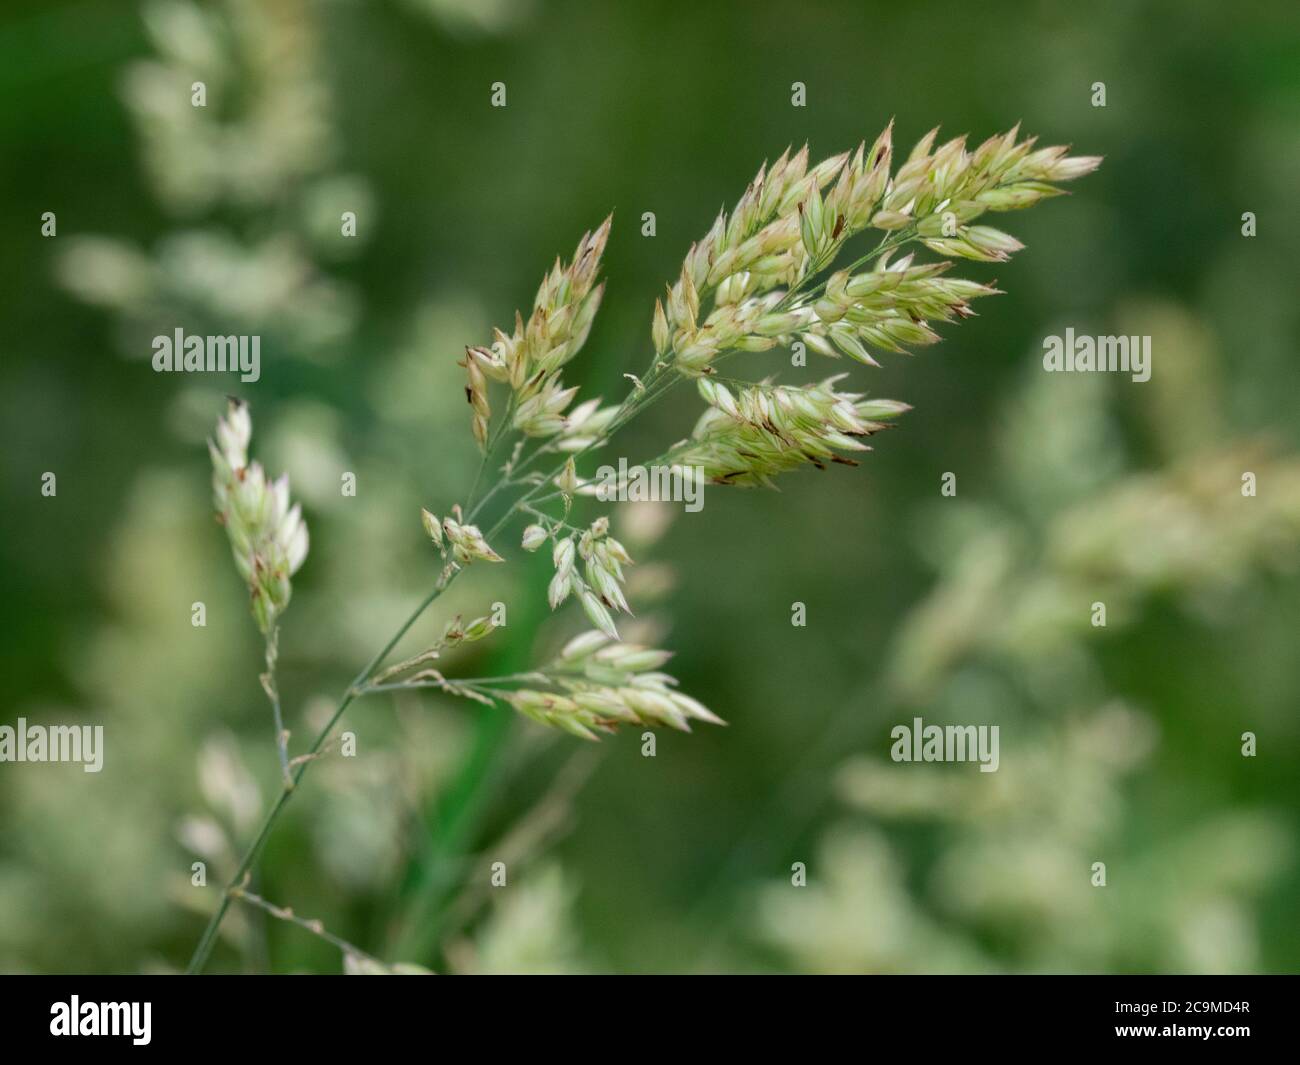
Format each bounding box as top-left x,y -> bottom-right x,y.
188,125 -> 1099,971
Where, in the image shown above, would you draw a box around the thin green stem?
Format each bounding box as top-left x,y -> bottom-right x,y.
262,627 -> 292,791
466,451 -> 534,523
465,434 -> 559,527
483,360 -> 678,521
803,227 -> 920,301
466,394 -> 518,513
518,502 -> 584,535
464,452 -> 490,514
231,886 -> 383,968
186,787 -> 292,973
359,672 -> 543,695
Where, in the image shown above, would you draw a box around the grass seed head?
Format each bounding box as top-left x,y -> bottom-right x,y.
209,398 -> 308,634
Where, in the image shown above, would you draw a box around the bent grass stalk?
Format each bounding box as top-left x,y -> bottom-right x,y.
187,123 -> 1098,972
230,884 -> 383,969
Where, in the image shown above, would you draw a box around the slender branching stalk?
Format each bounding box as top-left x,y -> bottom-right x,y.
260,628 -> 292,791
230,882 -> 381,968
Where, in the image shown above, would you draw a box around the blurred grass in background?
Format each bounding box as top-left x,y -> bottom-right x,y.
1,0 -> 1297,973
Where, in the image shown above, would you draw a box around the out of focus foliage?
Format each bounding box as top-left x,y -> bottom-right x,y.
759,323 -> 1299,972
1,0 -> 1297,972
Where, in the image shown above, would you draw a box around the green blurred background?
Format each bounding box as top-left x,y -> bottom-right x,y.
2,0 -> 1298,973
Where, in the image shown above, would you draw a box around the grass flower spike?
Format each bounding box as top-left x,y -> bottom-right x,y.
670,375 -> 910,486
209,398 -> 308,634
464,217 -> 611,447
536,517 -> 633,638
441,505 -> 504,564
500,630 -> 724,741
